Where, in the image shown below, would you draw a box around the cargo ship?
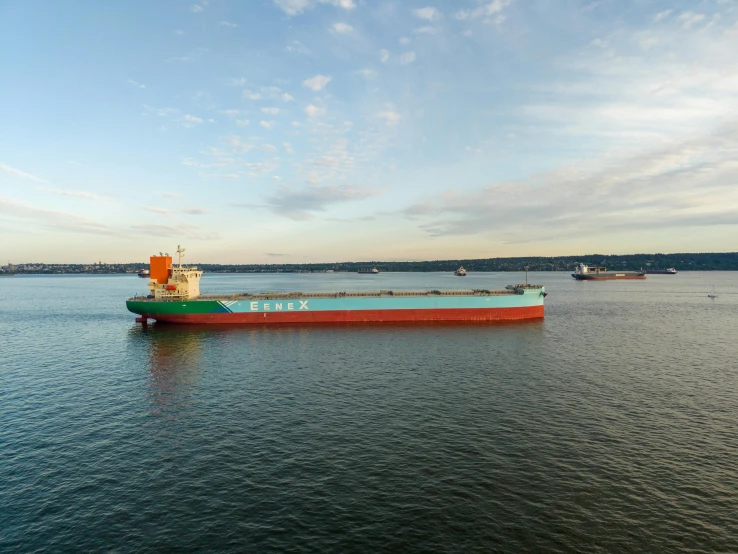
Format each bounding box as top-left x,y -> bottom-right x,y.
358,267 -> 379,274
126,247 -> 546,324
572,263 -> 646,280
645,268 -> 677,275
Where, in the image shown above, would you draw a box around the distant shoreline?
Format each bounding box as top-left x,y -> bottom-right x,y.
2,269 -> 737,276
3,252 -> 737,273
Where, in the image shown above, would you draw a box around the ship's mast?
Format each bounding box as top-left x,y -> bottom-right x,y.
177,245 -> 185,267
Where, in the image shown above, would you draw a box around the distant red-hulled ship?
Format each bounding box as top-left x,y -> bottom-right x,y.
571,263 -> 646,280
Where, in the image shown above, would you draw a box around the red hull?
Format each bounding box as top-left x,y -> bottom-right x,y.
574,275 -> 646,280
144,306 -> 544,324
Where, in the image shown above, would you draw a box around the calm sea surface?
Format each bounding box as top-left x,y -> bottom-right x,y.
1,271 -> 737,553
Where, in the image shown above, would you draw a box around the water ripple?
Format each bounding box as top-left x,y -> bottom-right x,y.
1,272 -> 737,552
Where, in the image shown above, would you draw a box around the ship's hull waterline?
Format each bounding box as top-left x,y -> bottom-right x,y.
127,291 -> 545,325
572,274 -> 646,280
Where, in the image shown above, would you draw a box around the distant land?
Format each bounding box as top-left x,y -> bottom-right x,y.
2,252 -> 737,274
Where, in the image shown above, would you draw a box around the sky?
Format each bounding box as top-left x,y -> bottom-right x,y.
1,0 -> 737,264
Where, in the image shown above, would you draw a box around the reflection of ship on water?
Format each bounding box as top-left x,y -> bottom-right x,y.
128,325 -> 207,415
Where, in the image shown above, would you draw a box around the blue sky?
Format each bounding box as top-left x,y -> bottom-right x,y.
1,0 -> 737,263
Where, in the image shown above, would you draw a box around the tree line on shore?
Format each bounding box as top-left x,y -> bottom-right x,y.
198,252 -> 738,272
3,252 -> 737,274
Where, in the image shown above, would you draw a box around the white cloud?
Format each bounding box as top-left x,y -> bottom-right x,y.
41,188 -> 111,202
236,119 -> 250,127
413,7 -> 442,21
302,74 -> 332,91
190,4 -> 205,13
404,124 -> 738,241
260,120 -> 276,129
166,47 -> 207,63
218,21 -> 238,27
354,68 -> 378,79
0,162 -> 49,183
678,11 -> 705,29
174,29 -> 185,35
399,37 -> 411,45
226,135 -> 256,153
261,183 -> 378,220
398,51 -> 416,64
259,86 -> 295,103
261,107 -> 282,115
652,9 -> 672,22
0,195 -> 117,236
283,142 -> 295,154
305,104 -> 326,118
143,206 -> 172,215
455,0 -> 511,22
331,22 -> 354,33
182,114 -> 203,127
413,26 -> 438,34
243,89 -> 262,100
142,104 -> 177,117
220,109 -> 244,117
285,40 -> 310,54
127,79 -> 146,89
377,48 -> 419,65
230,77 -> 248,86
378,111 -> 401,125
273,0 -> 356,16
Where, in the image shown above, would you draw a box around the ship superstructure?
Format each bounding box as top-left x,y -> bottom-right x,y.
127,247 -> 546,324
145,246 -> 203,299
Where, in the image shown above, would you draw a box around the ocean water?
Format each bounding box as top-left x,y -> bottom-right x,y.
1,271 -> 737,553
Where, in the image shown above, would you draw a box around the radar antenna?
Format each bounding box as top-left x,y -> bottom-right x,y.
177,245 -> 185,267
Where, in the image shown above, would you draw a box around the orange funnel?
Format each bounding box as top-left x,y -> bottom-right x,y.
149,255 -> 172,284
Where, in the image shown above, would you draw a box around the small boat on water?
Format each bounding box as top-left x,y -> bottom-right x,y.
454,266 -> 467,276
358,267 -> 379,274
138,269 -> 151,278
708,286 -> 718,299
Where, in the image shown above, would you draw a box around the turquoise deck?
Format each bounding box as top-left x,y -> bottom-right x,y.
216,289 -> 544,314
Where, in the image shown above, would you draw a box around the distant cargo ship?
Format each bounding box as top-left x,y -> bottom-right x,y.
645,268 -> 677,275
126,247 -> 546,324
358,267 -> 379,274
572,263 -> 646,280
454,266 -> 467,276
138,269 -> 151,278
